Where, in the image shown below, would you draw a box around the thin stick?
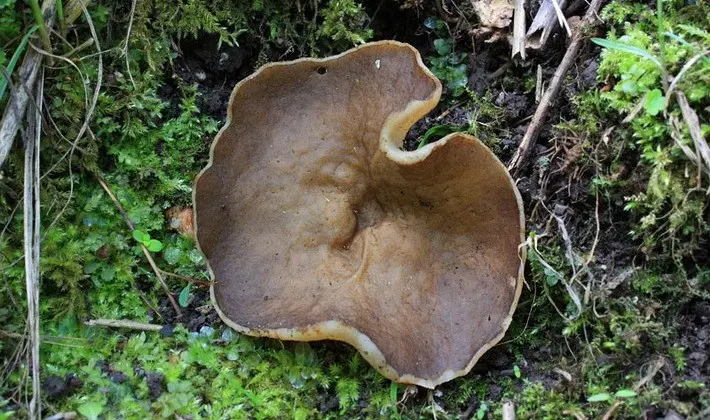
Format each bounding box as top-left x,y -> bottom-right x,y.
93,173 -> 182,316
0,330 -> 89,341
120,0 -> 138,89
507,0 -> 605,174
502,401 -> 516,420
84,319 -> 164,332
512,0 -> 526,59
159,269 -> 212,287
22,70 -> 43,420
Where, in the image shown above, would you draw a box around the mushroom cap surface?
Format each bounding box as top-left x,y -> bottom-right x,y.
194,41 -> 525,388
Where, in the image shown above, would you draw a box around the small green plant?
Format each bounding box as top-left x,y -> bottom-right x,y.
178,283 -> 193,307
132,229 -> 164,252
428,37 -> 468,97
588,0 -> 710,259
587,388 -> 637,403
475,402 -> 488,419
416,124 -> 457,149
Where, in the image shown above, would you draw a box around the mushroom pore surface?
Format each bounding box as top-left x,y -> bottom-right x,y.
194,41 -> 525,388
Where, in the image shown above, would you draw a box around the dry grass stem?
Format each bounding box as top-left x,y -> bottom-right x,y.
84,319 -> 164,332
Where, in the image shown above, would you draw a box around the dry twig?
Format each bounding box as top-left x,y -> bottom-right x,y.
84,319 -> 164,332
22,71 -> 43,420
502,401 -> 516,420
508,0 -> 605,174
512,0 -> 526,59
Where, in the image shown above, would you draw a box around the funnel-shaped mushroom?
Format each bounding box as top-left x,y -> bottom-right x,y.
194,41 -> 525,388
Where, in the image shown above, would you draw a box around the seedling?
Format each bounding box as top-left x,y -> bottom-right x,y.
132,229 -> 164,252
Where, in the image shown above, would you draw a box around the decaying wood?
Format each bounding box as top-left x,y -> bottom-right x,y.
84,319 -> 164,332
507,0 -> 605,174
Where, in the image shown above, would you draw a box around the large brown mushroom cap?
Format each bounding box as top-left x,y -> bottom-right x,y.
194,41 -> 525,388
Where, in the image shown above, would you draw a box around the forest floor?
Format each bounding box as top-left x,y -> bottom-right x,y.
0,0 -> 708,419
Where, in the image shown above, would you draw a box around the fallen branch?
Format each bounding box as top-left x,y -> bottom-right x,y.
507,0 -> 605,174
93,172 -> 182,316
84,319 -> 164,332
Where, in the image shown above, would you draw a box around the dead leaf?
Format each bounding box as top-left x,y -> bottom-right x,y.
471,0 -> 515,28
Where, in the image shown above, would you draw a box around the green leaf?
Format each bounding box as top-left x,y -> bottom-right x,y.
644,89 -> 665,116
100,266 -> 115,282
83,261 -> 100,274
433,39 -> 451,56
587,392 -> 612,402
475,403 -> 488,419
417,125 -> 457,149
0,25 -> 38,101
513,364 -> 521,378
591,38 -> 664,69
146,239 -> 163,252
389,381 -> 398,403
615,389 -> 637,398
179,284 -> 192,307
77,401 -> 105,420
132,229 -> 150,244
163,247 -> 182,265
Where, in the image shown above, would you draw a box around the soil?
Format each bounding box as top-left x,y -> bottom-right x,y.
42,374 -> 82,401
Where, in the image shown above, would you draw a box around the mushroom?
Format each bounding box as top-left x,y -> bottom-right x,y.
193,41 -> 525,388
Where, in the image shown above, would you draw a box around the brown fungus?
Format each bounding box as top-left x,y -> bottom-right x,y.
194,41 -> 525,388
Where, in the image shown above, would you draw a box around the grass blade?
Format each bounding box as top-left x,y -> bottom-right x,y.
0,25 -> 39,101
591,38 -> 664,69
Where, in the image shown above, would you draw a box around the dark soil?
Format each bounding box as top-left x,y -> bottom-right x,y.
679,300 -> 710,382
42,374 -> 82,400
